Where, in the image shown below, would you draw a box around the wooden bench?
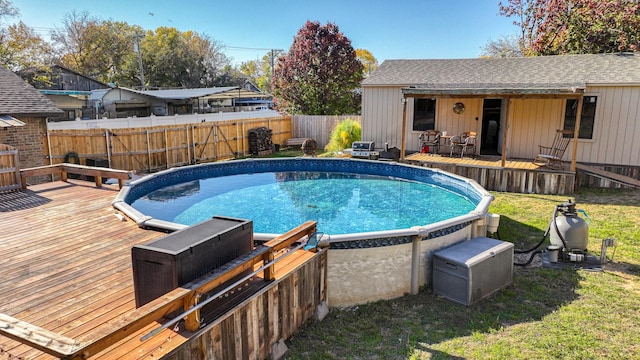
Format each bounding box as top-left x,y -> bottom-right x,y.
20,163 -> 133,189
285,138 -> 307,147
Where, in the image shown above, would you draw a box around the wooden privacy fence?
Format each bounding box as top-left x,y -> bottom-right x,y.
291,115 -> 361,149
0,144 -> 20,192
44,116 -> 292,173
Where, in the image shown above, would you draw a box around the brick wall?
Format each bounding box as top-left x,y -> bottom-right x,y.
0,116 -> 48,184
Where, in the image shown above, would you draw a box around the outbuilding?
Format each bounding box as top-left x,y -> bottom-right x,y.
361,53 -> 640,177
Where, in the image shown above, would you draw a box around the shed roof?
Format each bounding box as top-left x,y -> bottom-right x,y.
0,66 -> 63,117
362,53 -> 640,92
128,86 -> 269,100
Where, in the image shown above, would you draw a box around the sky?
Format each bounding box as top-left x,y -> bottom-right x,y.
7,0 -> 518,66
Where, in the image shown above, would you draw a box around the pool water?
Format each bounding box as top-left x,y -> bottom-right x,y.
131,171 -> 476,235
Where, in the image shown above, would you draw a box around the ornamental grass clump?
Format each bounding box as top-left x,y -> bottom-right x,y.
325,118 -> 361,153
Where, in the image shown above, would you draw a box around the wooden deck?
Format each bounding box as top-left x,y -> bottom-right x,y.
0,180 -> 324,359
0,180 -> 167,359
405,153 -> 541,170
404,153 -> 576,194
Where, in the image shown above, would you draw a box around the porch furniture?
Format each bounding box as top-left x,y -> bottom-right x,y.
419,130 -> 441,154
533,129 -> 574,170
462,135 -> 477,158
450,132 -> 477,158
449,135 -> 464,157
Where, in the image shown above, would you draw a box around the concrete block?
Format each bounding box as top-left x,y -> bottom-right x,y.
271,338 -> 288,360
315,301 -> 329,321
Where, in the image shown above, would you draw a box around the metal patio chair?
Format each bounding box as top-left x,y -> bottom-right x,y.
533,129 -> 574,170
419,130 -> 441,154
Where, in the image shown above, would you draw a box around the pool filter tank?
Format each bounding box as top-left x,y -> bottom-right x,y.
549,200 -> 589,262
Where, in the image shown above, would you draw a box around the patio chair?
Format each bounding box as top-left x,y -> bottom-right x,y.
449,135 -> 464,157
533,129 -> 574,170
461,134 -> 477,158
419,130 -> 441,154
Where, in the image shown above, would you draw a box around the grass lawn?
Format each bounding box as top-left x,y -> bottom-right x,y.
284,188 -> 640,360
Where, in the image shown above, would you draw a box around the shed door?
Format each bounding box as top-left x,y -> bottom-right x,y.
480,99 -> 503,155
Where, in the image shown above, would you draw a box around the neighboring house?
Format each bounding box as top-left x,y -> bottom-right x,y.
88,86 -> 272,119
0,66 -> 63,172
361,53 -> 640,173
27,65 -> 112,121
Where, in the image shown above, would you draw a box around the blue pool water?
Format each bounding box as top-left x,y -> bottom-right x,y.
130,171 -> 476,235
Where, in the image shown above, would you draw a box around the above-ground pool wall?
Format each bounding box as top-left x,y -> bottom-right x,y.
326,223 -> 473,308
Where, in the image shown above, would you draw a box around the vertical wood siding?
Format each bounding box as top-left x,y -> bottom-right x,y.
165,251 -> 327,360
363,85 -> 640,167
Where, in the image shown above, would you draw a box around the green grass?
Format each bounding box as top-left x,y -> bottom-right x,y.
284,188 -> 640,360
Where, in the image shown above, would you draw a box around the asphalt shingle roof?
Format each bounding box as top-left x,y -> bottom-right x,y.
0,66 -> 62,116
362,53 -> 640,89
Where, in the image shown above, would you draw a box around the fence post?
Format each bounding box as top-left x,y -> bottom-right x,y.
145,130 -> 151,172
164,129 -> 169,169
105,130 -> 112,168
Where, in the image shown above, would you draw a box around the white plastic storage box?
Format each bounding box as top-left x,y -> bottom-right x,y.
433,237 -> 514,306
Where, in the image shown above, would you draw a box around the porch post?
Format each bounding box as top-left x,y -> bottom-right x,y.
400,96 -> 407,159
500,97 -> 511,167
570,96 -> 584,172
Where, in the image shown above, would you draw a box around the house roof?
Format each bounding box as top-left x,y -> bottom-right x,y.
362,53 -> 640,94
0,66 -> 63,117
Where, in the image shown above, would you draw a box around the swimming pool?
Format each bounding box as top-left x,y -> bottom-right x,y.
128,171 -> 476,235
113,158 -> 494,307
114,158 -> 491,238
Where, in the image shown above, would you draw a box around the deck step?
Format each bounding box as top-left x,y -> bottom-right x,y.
575,163 -> 640,188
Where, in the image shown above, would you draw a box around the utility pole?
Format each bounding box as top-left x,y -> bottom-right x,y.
270,49 -> 283,79
134,32 -> 146,90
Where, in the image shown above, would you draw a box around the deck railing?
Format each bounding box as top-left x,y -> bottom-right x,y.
0,144 -> 20,192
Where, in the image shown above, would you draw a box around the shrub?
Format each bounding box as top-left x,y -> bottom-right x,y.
325,118 -> 361,153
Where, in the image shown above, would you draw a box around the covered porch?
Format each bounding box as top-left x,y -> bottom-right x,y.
395,86 -> 587,194
399,87 -> 586,172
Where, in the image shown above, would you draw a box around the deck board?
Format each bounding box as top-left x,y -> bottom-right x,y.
0,180 -> 167,358
0,179 -> 320,359
404,153 -> 541,170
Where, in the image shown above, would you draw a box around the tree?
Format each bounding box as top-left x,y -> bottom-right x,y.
0,1 -> 54,85
2,21 -> 54,88
355,49 -> 378,77
52,11 -> 140,83
239,53 -> 272,93
136,27 -> 230,88
272,21 -> 363,115
0,0 -> 17,19
480,34 -> 524,57
499,0 -> 640,55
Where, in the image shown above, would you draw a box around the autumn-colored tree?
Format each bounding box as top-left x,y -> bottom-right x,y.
0,1 -> 54,86
272,21 -> 363,115
52,11 -> 141,83
134,27 -> 230,88
240,52 -> 272,93
355,49 -> 378,77
499,0 -> 640,55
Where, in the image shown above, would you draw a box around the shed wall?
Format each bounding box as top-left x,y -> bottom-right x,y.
362,85 -> 640,167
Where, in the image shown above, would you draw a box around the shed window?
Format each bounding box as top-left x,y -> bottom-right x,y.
412,98 -> 436,131
563,96 -> 597,139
